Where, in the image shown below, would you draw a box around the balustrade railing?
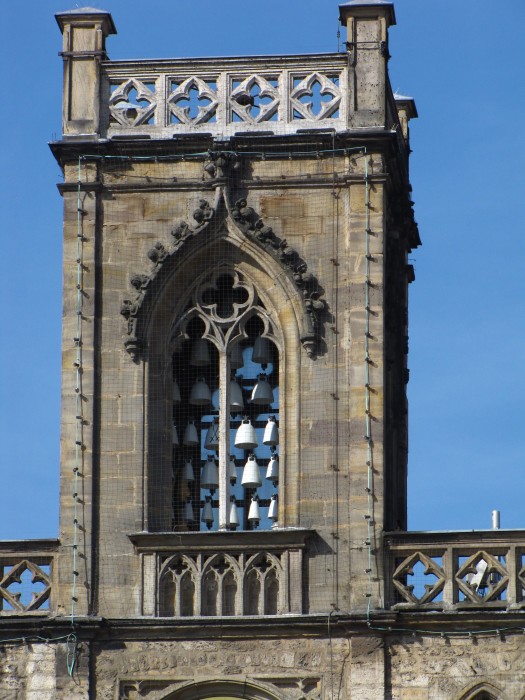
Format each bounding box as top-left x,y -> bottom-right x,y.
385,531 -> 525,611
101,54 -> 349,139
130,529 -> 312,618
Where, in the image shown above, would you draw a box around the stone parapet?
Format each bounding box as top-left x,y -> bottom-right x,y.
385,529 -> 525,612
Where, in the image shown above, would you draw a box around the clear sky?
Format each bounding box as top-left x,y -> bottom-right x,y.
1,0 -> 524,539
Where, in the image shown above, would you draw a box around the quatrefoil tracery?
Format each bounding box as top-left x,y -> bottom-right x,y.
456,551 -> 509,603
290,72 -> 341,121
168,77 -> 218,125
109,78 -> 157,127
0,560 -> 51,612
198,272 -> 252,323
170,267 -> 275,354
230,75 -> 279,124
392,551 -> 445,605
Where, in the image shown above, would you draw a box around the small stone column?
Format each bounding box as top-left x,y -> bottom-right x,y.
55,8 -> 116,137
339,0 -> 395,128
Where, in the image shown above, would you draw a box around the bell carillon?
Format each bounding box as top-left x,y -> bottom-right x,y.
170,270 -> 281,532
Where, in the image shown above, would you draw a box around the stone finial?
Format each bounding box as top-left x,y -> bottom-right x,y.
55,8 -> 117,39
339,0 -> 396,27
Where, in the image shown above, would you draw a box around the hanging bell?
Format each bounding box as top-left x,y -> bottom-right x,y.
189,377 -> 212,406
268,494 -> 278,521
230,379 -> 244,412
183,499 -> 195,522
201,497 -> 214,527
263,416 -> 279,446
190,338 -> 211,366
182,459 -> 195,481
172,378 -> 181,403
252,335 -> 272,366
241,454 -> 262,488
229,456 -> 237,484
229,497 -> 240,529
251,374 -> 274,405
248,496 -> 260,525
201,456 -> 219,490
234,418 -> 258,449
266,454 -> 279,484
230,343 -> 244,369
172,423 -> 179,445
183,420 -> 199,446
204,420 -> 219,450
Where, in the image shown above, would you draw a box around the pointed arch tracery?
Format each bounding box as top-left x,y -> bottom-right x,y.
458,681 -> 503,700
120,190 -> 326,362
144,225 -> 306,534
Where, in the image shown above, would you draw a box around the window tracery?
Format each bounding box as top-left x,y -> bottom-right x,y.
170,267 -> 280,532
158,551 -> 283,617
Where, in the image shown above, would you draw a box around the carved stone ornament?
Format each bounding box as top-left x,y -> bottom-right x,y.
203,150 -> 240,180
120,188 -> 326,361
120,198 -> 216,361
229,197 -> 326,357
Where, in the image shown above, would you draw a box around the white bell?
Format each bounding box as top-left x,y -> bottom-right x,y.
234,418 -> 258,449
201,456 -> 219,490
230,379 -> 244,412
183,500 -> 195,522
201,497 -> 214,526
252,336 -> 272,366
183,420 -> 199,446
190,338 -> 211,366
266,454 -> 279,484
189,377 -> 212,405
172,423 -> 179,445
183,459 -> 195,481
248,496 -> 260,524
251,374 -> 274,405
241,454 -> 262,488
230,343 -> 244,369
204,420 -> 219,450
229,456 -> 237,484
172,378 -> 181,403
229,498 -> 240,529
263,416 -> 279,446
268,494 -> 278,521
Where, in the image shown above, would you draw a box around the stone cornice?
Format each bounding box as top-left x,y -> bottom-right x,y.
128,528 -> 315,553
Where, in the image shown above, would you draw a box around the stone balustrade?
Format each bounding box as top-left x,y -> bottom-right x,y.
129,529 -> 313,617
101,54 -> 350,139
384,530 -> 525,611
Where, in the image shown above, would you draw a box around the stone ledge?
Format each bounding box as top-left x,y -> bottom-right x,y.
128,528 -> 315,552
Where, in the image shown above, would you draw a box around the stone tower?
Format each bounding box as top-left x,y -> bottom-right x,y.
0,3 -> 524,699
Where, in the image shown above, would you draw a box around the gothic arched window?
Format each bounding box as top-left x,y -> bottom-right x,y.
170,267 -> 281,532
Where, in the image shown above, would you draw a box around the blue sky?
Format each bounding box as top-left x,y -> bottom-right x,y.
1,0 -> 524,539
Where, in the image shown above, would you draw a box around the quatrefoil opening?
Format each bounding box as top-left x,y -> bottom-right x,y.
0,560 -> 51,612
168,77 -> 218,125
392,551 -> 445,605
230,75 -> 279,124
290,72 -> 341,121
109,78 -> 157,127
456,551 -> 509,604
